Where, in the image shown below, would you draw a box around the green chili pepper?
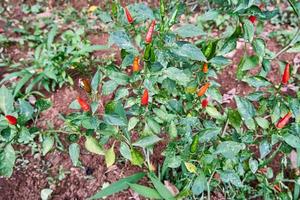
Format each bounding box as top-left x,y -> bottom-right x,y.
190,134 -> 199,153
111,2 -> 118,18
143,43 -> 152,61
204,41 -> 213,58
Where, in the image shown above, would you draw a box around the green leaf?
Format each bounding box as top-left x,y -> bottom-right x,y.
69,99 -> 81,109
242,76 -> 271,88
164,67 -> 190,86
103,114 -> 127,126
198,10 -> 219,21
234,96 -> 256,130
255,117 -> 269,129
175,44 -> 206,61
41,188 -> 53,200
146,118 -> 161,134
102,80 -> 118,95
199,128 -> 221,142
249,158 -> 258,173
242,19 -> 255,42
42,135 -> 54,156
35,98 -> 52,111
88,172 -> 146,200
19,99 -> 34,118
168,121 -> 178,139
47,24 -> 57,49
252,38 -> 265,60
259,140 -> 270,158
220,171 -> 243,187
206,106 -> 223,120
209,56 -> 231,66
174,24 -> 205,38
133,135 -> 162,148
108,31 -> 138,55
128,183 -> 162,199
115,88 -> 129,101
228,109 -> 242,130
120,142 -> 131,160
148,172 -> 176,200
128,117 -> 139,131
129,3 -> 154,22
283,134 -> 300,149
0,86 -> 14,115
215,141 -> 246,159
91,70 -> 102,92
130,148 -> 144,166
85,136 -> 104,155
13,72 -> 32,97
192,172 -> 207,195
217,38 -> 237,56
69,143 -> 80,166
0,144 -> 16,177
236,55 -> 259,80
105,145 -> 115,167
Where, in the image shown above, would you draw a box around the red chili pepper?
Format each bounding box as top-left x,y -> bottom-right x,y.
141,89 -> 149,106
197,82 -> 210,97
0,28 -> 4,33
5,115 -> 17,125
77,97 -> 90,112
201,98 -> 209,108
282,63 -> 290,85
145,20 -> 156,44
274,184 -> 282,192
202,63 -> 208,73
276,111 -> 292,129
132,56 -> 140,72
249,16 -> 256,24
124,7 -> 134,24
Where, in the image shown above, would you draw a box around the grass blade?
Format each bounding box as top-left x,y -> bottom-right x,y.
88,172 -> 145,200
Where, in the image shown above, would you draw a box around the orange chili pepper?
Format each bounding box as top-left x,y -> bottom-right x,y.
276,112 -> 292,129
197,82 -> 210,97
203,63 -> 208,73
132,57 -> 140,72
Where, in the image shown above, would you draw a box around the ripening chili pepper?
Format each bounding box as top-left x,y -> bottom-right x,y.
141,89 -> 149,106
5,115 -> 17,125
77,97 -> 90,111
259,3 -> 265,10
249,16 -> 256,24
190,134 -> 199,153
276,112 -> 292,129
257,168 -> 268,174
282,63 -> 290,85
132,57 -> 140,72
202,98 -> 209,108
145,20 -> 156,44
79,78 -> 92,93
274,184 -> 282,192
124,7 -> 133,24
202,63 -> 208,73
197,82 -> 210,97
0,28 -> 3,33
